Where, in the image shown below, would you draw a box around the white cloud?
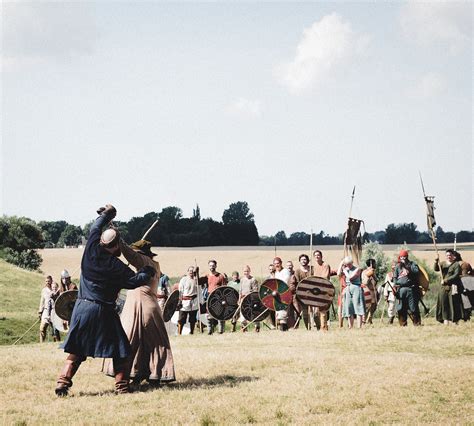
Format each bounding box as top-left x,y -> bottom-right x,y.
1,2 -> 97,72
409,72 -> 446,99
227,97 -> 262,118
275,13 -> 369,93
400,1 -> 472,54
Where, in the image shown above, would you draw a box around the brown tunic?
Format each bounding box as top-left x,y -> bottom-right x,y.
107,241 -> 175,382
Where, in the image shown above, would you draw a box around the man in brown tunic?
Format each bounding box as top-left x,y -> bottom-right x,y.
294,254 -> 312,329
205,259 -> 227,335
312,250 -> 332,331
107,239 -> 175,386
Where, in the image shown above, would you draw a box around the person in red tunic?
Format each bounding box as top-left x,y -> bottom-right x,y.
205,260 -> 227,335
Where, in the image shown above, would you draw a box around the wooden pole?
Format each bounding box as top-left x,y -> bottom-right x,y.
195,258 -> 203,333
308,230 -> 313,330
141,220 -> 159,240
12,318 -> 40,346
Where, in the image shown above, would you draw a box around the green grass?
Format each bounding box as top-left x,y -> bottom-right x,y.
0,260 -> 45,345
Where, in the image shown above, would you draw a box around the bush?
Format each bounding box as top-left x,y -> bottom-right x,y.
360,242 -> 391,283
0,248 -> 42,271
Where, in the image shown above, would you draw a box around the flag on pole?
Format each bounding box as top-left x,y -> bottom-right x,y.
424,196 -> 436,231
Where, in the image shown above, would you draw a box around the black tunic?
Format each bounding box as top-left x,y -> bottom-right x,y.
62,215 -> 150,358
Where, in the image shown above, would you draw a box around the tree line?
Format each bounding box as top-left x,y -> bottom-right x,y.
262,223 -> 474,246
0,201 -> 472,271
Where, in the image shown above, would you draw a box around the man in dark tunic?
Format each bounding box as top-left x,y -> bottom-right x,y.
55,205 -> 155,396
393,250 -> 420,326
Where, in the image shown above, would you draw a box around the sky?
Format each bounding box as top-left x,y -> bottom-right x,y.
1,1 -> 472,236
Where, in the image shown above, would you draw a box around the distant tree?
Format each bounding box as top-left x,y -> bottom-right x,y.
192,204 -> 201,220
82,220 -> 94,239
38,220 -> 68,247
274,231 -> 287,245
287,232 -> 310,245
0,216 -> 44,270
58,225 -> 83,247
222,201 -> 254,225
457,230 -> 474,243
384,223 -> 419,244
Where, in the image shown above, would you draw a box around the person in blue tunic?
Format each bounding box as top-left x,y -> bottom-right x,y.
55,205 -> 155,396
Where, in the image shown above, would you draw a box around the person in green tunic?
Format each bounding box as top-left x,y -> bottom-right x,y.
435,249 -> 464,325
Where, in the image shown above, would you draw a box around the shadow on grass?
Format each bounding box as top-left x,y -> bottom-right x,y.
141,374 -> 258,393
76,374 -> 258,396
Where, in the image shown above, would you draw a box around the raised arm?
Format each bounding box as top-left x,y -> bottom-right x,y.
120,239 -> 148,270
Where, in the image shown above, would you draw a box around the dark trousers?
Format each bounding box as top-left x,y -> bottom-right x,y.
178,310 -> 197,325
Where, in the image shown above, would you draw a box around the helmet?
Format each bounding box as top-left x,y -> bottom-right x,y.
61,270 -> 70,279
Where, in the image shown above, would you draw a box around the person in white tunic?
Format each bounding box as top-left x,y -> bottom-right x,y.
178,266 -> 199,335
239,266 -> 260,332
273,257 -> 290,331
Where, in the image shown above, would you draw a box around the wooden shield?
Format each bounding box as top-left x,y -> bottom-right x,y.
296,276 -> 335,311
241,292 -> 269,321
54,290 -> 78,321
207,286 -> 239,320
461,276 -> 474,292
418,266 -> 430,291
259,278 -> 292,311
361,285 -> 373,306
163,290 -> 180,322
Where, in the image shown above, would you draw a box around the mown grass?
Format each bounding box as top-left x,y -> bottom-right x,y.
0,320 -> 472,425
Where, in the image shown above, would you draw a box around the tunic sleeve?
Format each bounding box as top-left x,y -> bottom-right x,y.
120,240 -> 147,270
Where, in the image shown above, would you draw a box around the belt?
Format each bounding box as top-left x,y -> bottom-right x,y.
78,298 -> 114,307
182,295 -> 197,300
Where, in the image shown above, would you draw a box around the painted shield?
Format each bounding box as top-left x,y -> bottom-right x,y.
207,286 -> 239,320
54,290 -> 78,321
163,290 -> 180,322
361,285 -> 373,306
418,266 -> 430,291
296,276 -> 335,311
241,292 -> 269,321
259,278 -> 292,311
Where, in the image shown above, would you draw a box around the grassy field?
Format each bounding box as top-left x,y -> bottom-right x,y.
1,320 -> 473,425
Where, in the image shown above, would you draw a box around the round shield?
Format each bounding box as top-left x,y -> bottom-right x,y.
461,275 -> 474,292
361,285 -> 373,306
241,292 -> 269,322
296,276 -> 335,311
163,290 -> 180,322
259,278 -> 292,311
51,312 -> 67,332
418,266 -> 430,291
54,290 -> 78,321
207,286 -> 239,320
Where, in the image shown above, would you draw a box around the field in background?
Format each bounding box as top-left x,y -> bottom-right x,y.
39,243 -> 474,281
1,321 -> 473,424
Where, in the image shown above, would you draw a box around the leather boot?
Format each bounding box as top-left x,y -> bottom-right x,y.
55,355 -> 83,396
208,323 -> 214,335
231,322 -> 237,332
218,321 -> 224,334
388,316 -> 395,324
398,314 -> 407,327
114,359 -> 131,394
189,323 -> 195,335
412,314 -> 421,326
115,371 -> 130,394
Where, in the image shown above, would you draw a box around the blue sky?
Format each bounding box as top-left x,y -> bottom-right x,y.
1,1 -> 472,236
